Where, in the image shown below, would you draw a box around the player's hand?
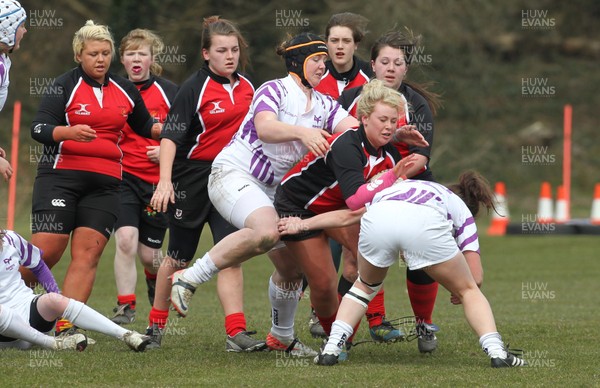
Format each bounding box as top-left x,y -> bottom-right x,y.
393,125 -> 428,147
392,154 -> 417,179
300,129 -> 331,157
146,146 -> 160,164
277,216 -> 306,236
0,157 -> 13,181
151,123 -> 163,140
150,179 -> 174,212
0,146 -> 6,158
70,124 -> 97,142
450,294 -> 462,305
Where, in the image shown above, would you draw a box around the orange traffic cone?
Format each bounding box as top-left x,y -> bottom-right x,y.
554,185 -> 569,223
487,182 -> 509,236
591,183 -> 600,225
537,182 -> 554,223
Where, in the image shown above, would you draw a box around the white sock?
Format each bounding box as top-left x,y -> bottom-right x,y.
62,299 -> 127,339
184,252 -> 220,284
479,331 -> 507,359
268,277 -> 300,341
0,304 -> 55,349
324,320 -> 353,355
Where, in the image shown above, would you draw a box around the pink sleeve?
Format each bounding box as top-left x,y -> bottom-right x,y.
345,170 -> 401,210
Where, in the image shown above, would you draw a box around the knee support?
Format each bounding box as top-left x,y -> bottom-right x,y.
344,276 -> 383,308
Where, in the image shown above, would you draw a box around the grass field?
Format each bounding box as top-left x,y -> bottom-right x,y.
2,228 -> 599,387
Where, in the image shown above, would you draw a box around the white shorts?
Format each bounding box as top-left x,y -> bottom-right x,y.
358,201 -> 459,270
0,294 -> 37,350
208,165 -> 277,230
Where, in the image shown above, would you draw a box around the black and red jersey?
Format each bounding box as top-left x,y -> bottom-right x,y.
339,82 -> 434,178
279,125 -> 400,214
120,76 -> 178,184
160,65 -> 254,161
315,56 -> 372,99
31,66 -> 155,179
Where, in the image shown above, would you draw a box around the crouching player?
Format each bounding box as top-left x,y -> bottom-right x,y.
278,172 -> 527,368
0,229 -> 150,352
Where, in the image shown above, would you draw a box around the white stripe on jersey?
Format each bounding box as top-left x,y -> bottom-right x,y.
215,75 -> 349,185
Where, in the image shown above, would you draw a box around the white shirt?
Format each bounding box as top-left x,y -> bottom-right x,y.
214,75 -> 349,185
0,54 -> 11,111
370,180 -> 480,253
0,231 -> 43,309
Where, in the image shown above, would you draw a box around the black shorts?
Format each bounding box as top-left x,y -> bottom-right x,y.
274,185 -> 322,242
114,172 -> 168,249
0,296 -> 55,342
31,169 -> 120,239
166,160 -> 236,262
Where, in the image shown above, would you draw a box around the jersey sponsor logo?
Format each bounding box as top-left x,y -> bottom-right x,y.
3,257 -> 15,271
237,183 -> 250,192
51,199 -> 66,207
209,101 -> 225,114
174,208 -> 183,220
74,103 -> 91,116
147,237 -> 161,244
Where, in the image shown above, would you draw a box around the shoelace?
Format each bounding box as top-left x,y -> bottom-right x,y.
351,316 -> 417,347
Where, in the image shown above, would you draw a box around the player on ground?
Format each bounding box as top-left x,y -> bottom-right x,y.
0,230 -> 150,352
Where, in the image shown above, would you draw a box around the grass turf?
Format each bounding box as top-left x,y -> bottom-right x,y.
2,232 -> 599,387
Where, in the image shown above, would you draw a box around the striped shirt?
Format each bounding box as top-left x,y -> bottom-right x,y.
215,74 -> 348,185
0,231 -> 43,309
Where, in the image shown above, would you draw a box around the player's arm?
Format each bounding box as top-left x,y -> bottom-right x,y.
255,110 -> 332,156
278,208 -> 366,235
332,115 -> 359,133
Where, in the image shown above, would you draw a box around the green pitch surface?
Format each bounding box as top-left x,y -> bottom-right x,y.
3,234 -> 599,387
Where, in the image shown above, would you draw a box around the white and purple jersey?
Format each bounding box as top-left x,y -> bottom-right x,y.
214,74 -> 349,185
369,180 -> 480,253
0,231 -> 43,309
0,54 -> 11,111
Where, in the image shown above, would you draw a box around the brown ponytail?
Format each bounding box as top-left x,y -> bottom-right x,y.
448,171 -> 496,218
